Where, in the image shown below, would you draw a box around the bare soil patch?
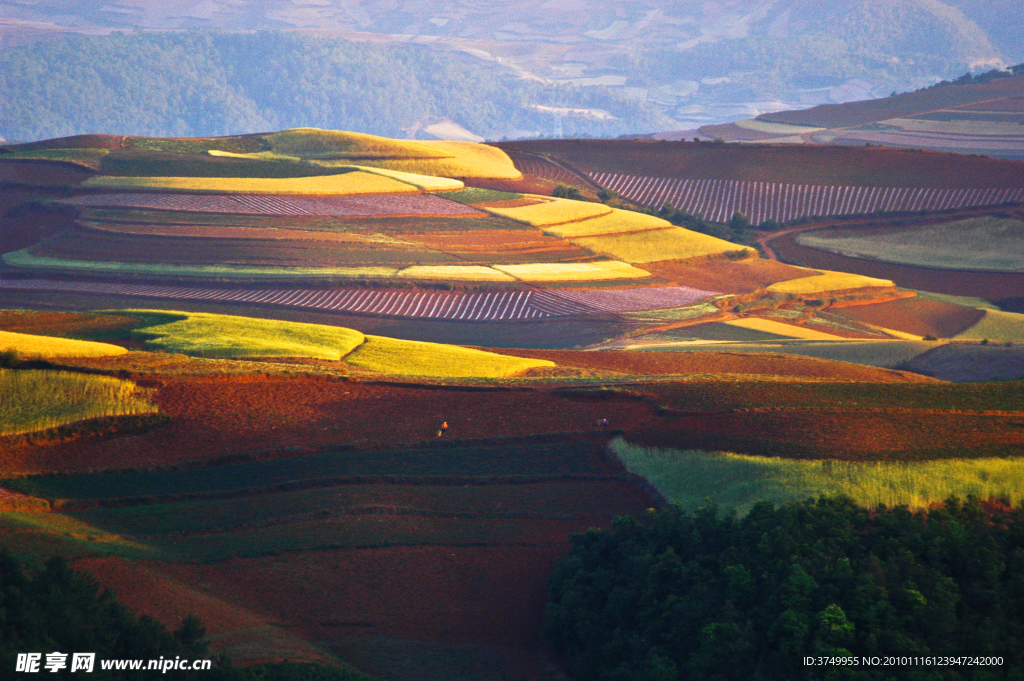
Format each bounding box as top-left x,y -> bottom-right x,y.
642,258 -> 810,294
833,296 -> 985,338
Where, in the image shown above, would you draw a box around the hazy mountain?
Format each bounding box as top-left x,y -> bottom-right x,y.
0,0 -> 1020,139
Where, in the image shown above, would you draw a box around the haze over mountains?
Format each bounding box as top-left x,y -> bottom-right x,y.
1,0 -> 1022,140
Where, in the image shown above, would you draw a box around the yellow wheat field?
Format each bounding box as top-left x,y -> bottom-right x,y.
571,227 -> 753,263
542,208 -> 673,238
493,260 -> 651,282
344,336 -> 554,378
83,171 -> 420,195
723,318 -> 847,341
767,270 -> 895,295
0,330 -> 128,358
483,197 -> 612,226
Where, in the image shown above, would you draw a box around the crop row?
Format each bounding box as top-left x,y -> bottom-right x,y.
0,278 -> 717,321
62,192 -> 480,218
590,172 -> 1024,223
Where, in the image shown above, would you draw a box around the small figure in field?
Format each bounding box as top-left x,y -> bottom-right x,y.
600,418 -> 609,427
437,421 -> 449,437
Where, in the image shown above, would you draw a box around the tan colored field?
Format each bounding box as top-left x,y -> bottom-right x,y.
396,265 -> 515,281
833,296 -> 985,339
541,209 -> 671,238
345,336 -> 555,378
83,221 -> 401,244
82,171 -> 422,195
572,227 -> 752,263
956,309 -> 1024,341
493,260 -> 651,282
0,330 -> 127,358
767,270 -> 895,295
483,197 -> 611,226
723,318 -> 847,341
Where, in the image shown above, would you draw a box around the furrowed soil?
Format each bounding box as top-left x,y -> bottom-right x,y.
496,139 -> 1024,188
642,258 -> 811,293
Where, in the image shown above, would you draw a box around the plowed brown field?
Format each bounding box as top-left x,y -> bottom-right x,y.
642,258 -> 810,293
833,296 -> 985,338
496,139 -> 1024,188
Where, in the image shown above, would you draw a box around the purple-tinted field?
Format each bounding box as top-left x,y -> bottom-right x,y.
61,193 -> 481,218
0,278 -> 717,321
592,172 -> 1024,224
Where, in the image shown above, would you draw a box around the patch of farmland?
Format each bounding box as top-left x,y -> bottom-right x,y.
61,192 -> 482,218
795,217 -> 1024,272
0,369 -> 157,437
833,296 -> 985,339
81,171 -> 435,195
611,438 -> 1024,514
482,196 -> 611,226
0,330 -> 127,358
571,227 -> 752,263
0,279 -> 718,321
344,336 -> 554,378
590,172 -> 1024,224
955,309 -> 1024,342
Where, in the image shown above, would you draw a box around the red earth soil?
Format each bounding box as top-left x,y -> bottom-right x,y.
0,309 -> 139,337
496,349 -> 931,381
642,257 -> 811,293
0,189 -> 78,253
770,231 -> 1024,306
832,296 -> 985,338
0,159 -> 94,186
72,557 -> 334,665
4,134 -> 125,151
495,139 -> 1024,188
86,221 -> 408,243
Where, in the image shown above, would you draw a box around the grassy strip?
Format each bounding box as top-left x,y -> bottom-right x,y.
396,265 -> 515,281
628,339 -> 937,367
571,227 -> 753,263
0,330 -> 127,358
345,335 -> 554,378
955,309 -> 1024,341
124,310 -> 365,360
3,248 -> 399,279
0,511 -> 158,560
2,148 -> 109,168
82,171 -> 419,195
0,369 -> 157,437
766,270 -> 895,295
612,437 -> 1024,512
439,188 -> 523,204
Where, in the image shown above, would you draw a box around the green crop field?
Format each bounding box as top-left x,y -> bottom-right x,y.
124,310 -> 365,359
0,369 -> 158,437
0,510 -> 157,560
611,437 -> 1024,512
796,216 -> 1024,272
345,335 -> 554,378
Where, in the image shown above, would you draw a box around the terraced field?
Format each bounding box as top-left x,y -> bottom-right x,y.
0,279 -> 718,320
62,192 -> 484,218
591,172 -> 1024,224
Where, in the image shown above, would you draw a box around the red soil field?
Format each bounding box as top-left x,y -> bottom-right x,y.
771,231 -> 1024,306
72,557 -> 334,665
0,309 -> 139,337
502,149 -> 595,192
759,74 -> 1024,129
642,257 -> 810,293
0,159 -> 94,186
0,188 -> 78,253
496,139 -> 1024,189
155,545 -> 576,678
396,230 -> 566,252
496,349 -> 931,382
833,296 -> 985,338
